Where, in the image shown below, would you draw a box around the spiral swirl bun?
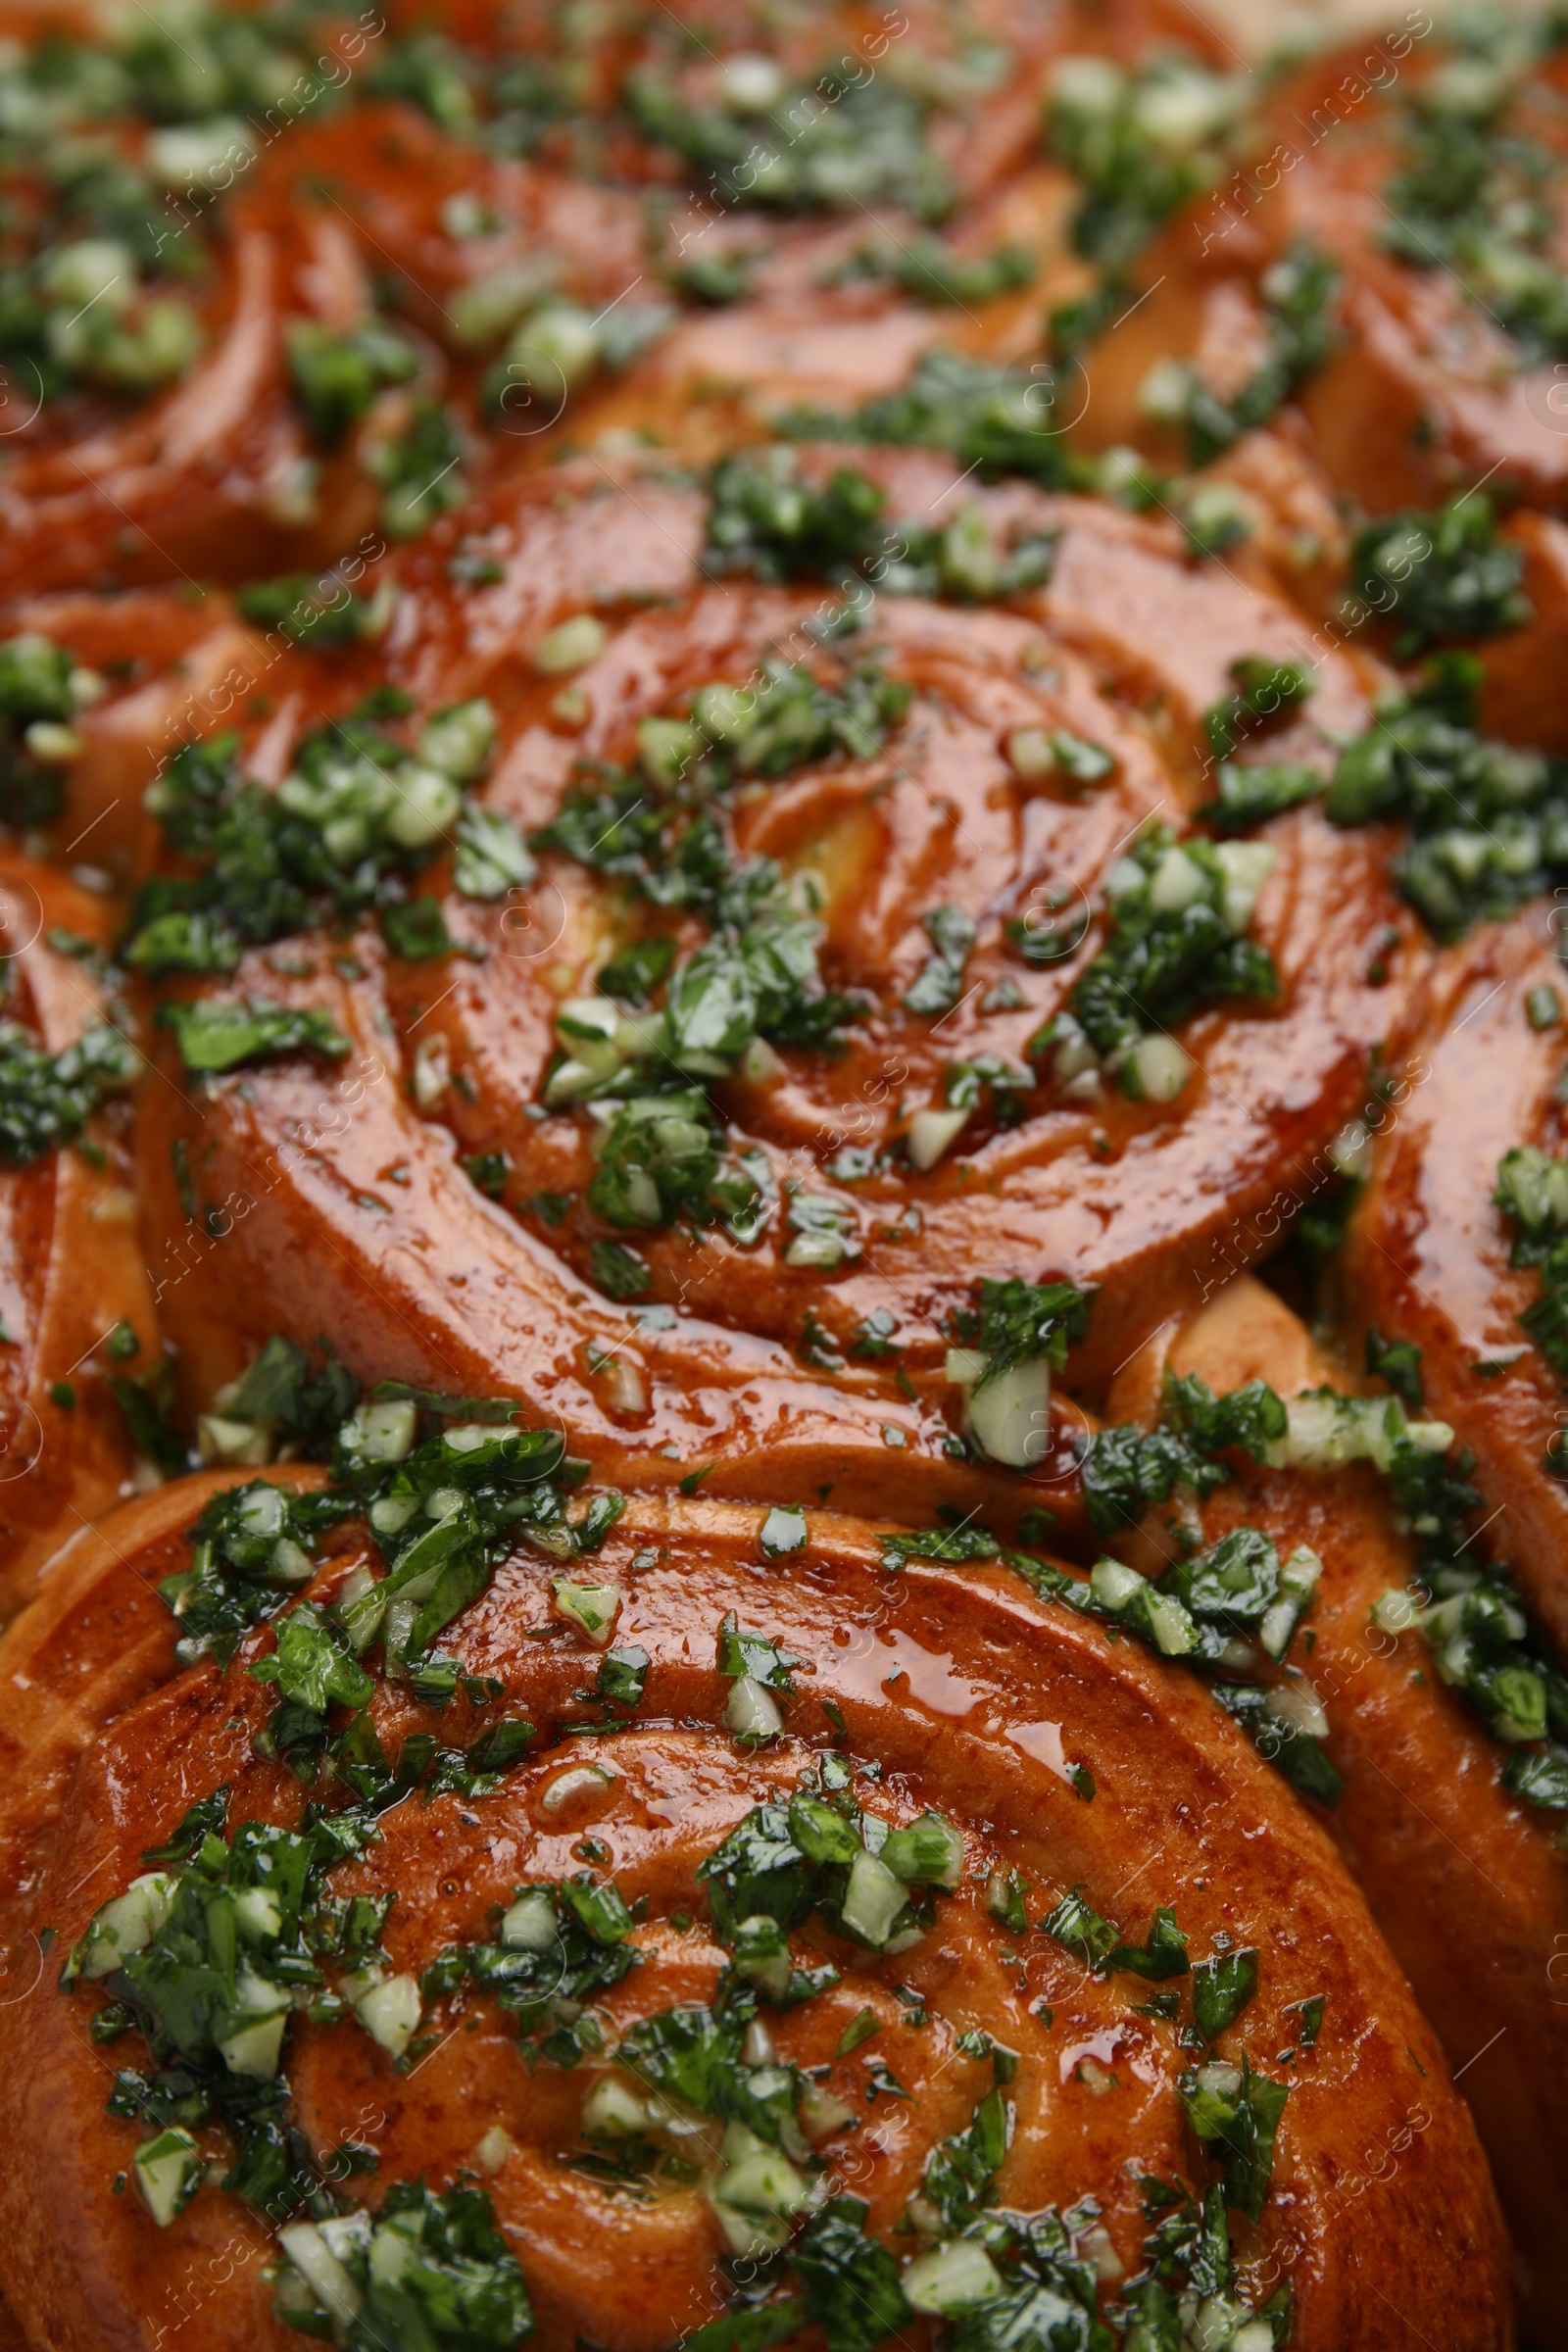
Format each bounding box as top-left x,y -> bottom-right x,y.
1104,1277 -> 1568,2343
128,451 -> 1420,1474
0,0 -> 1115,600
1073,34 -> 1568,523
1344,914 -> 1568,1654
0,1446 -> 1509,2351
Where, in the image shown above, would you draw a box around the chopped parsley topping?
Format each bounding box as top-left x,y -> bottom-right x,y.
589,1238 -> 652,1298
699,1771 -> 956,1958
1130,2174 -> 1290,2346
1138,243 -> 1339,465
627,63 -> 950,218
1177,2056 -> 1289,2224
1202,660 -> 1315,765
1043,1889 -> 1190,1981
1105,1546 -> 1337,1803
0,1017 -> 138,1164
920,2085 -> 1011,2230
421,1875 -> 638,2062
0,186 -> 203,404
877,1523 -> 1036,1573
905,905 -> 976,1016
704,446 -> 1058,598
128,696 -> 519,975
65,1793 -> 385,2222
1347,495 -> 1530,661
331,1410 -> 601,1670
832,235 -> 1035,307
251,1598 -> 374,1734
1080,1369 -> 1287,1537
760,1504 -> 808,1556
1364,1328 -> 1426,1415
1064,1376 -> 1341,1799
1381,24 -> 1568,365
365,402 -> 471,541
234,572 -> 397,652
158,998 -> 350,1075
272,2180 -> 531,2348
1497,1142 -> 1568,1388
784,348 -> 1085,491
194,1333 -> 361,1476
716,1614 -> 798,1690
1038,825 -> 1278,1102
158,1477 -> 351,1667
1088,1352 -> 1568,1827
537,657 -> 907,885
0,630 -> 103,825
530,650 -> 952,1243
1326,657 -> 1568,939
1192,1946 -> 1259,2043
109,1352 -> 188,1478
671,251 -> 759,306
1197,761 -> 1321,835
594,1644 -> 650,1712
614,1999 -> 809,2153
963,1278 -> 1093,1386
929,2201 -> 1129,2352
585,1096 -> 769,1240
1047,53 -> 1249,272
473,292 -> 672,420
157,1378 -> 617,1685
284,318 -> 416,449
1352,1150 -> 1568,1798
366,30 -> 477,128
0,6 -> 349,416
794,2198 -> 909,2352
5,15 -> 278,123
533,654 -> 906,1146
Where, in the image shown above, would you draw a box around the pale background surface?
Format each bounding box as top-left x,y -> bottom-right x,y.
1193,0 -> 1530,55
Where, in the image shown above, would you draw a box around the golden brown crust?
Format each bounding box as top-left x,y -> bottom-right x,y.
1074,35 -> 1568,517
124,454 -> 1424,1444
0,1473 -> 1513,2351
0,1 -> 1565,2336
0,0 -> 1196,597
1103,1277 -> 1568,2346
1344,911 -> 1568,1655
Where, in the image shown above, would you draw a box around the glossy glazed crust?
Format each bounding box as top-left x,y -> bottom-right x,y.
3,593 -> 281,876
125,449 -> 1423,1438
0,26 -> 387,599
0,2 -> 1562,2342
0,0 -> 1208,598
1103,1278 -> 1568,2345
0,857 -> 158,1615
131,1007 -> 1066,1535
0,1474 -> 1512,2352
1343,909 -> 1568,1656
1073,33 -> 1568,515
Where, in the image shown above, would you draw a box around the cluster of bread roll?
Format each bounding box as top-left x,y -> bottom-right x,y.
1,3 -> 1565,2347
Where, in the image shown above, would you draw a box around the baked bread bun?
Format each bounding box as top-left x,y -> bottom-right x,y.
1100,1276 -> 1568,2344
1060,21 -> 1568,756
0,3 -> 392,597
1343,908 -> 1568,1658
125,448 -> 1419,1506
0,1399 -> 1512,2351
1070,26 -> 1568,517
0,0 -> 1200,598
